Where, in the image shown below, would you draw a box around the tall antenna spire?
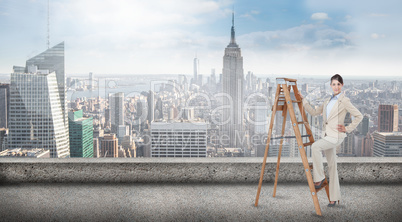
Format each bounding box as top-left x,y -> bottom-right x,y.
47,0 -> 50,49
228,8 -> 238,47
232,10 -> 234,27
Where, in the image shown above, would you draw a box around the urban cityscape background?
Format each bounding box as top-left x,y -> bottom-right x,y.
0,0 -> 401,158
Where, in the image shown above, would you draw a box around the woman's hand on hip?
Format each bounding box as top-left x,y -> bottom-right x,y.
337,124 -> 346,133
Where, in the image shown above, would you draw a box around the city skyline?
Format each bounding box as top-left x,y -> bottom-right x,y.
0,0 -> 401,77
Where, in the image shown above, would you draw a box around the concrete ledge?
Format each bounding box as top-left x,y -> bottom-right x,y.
1,157 -> 401,183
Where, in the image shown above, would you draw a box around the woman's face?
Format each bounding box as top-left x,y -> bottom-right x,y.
330,79 -> 343,95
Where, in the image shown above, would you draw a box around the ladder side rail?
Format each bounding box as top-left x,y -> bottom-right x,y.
283,83 -> 323,216
255,86 -> 282,207
292,85 -> 315,144
273,104 -> 288,197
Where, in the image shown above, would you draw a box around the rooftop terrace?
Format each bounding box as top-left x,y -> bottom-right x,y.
1,157 -> 401,221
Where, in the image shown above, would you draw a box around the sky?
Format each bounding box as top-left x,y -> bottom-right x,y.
0,0 -> 401,78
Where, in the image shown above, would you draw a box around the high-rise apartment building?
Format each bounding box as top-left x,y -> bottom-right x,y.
193,57 -> 199,85
8,68 -> 70,157
109,92 -> 126,140
362,133 -> 374,157
361,115 -> 369,135
151,121 -> 207,157
147,90 -> 154,124
0,84 -> 10,129
0,128 -> 7,151
378,104 -> 398,132
93,138 -> 100,158
100,134 -> 118,157
221,12 -> 244,148
373,132 -> 402,157
68,109 -> 93,157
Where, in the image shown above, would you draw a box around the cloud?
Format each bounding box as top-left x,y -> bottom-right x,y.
238,24 -> 353,51
55,0 -> 232,30
311,12 -> 329,20
240,10 -> 260,19
371,33 -> 385,39
240,13 -> 252,18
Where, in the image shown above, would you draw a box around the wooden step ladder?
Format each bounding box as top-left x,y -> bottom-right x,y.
254,77 -> 330,216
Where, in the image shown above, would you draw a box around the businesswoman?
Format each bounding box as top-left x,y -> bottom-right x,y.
298,74 -> 363,207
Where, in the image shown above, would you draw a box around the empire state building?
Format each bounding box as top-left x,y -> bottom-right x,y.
221,13 -> 245,148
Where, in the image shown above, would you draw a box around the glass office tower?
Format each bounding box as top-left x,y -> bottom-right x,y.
8,69 -> 70,158
25,42 -> 68,128
68,109 -> 94,157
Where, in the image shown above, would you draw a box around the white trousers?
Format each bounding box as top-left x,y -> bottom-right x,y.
311,136 -> 344,201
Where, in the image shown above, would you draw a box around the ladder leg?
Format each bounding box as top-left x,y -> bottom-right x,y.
273,106 -> 288,197
309,170 -> 323,215
325,179 -> 330,202
255,130 -> 274,207
255,87 -> 281,207
284,83 -> 322,216
299,148 -> 322,216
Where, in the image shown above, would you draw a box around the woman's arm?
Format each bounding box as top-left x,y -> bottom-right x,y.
343,97 -> 363,133
298,92 -> 324,116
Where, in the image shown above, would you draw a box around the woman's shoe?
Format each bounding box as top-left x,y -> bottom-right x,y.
314,179 -> 325,189
327,201 -> 337,207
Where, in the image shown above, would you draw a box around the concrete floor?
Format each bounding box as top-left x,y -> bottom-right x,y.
0,183 -> 401,221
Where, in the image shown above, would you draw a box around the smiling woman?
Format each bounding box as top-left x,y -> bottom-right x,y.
299,74 -> 363,207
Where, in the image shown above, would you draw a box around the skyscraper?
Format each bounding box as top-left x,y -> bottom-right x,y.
193,57 -> 199,85
0,128 -> 7,151
373,132 -> 402,157
109,92 -> 125,139
151,121 -> 207,157
147,90 -> 155,124
68,109 -> 93,157
361,115 -> 369,136
100,134 -> 118,157
25,42 -> 67,128
378,104 -> 398,132
8,68 -> 70,158
0,84 -> 9,129
221,12 -> 244,148
362,133 -> 374,157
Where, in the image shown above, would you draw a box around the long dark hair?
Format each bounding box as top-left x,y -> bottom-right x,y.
330,74 -> 343,85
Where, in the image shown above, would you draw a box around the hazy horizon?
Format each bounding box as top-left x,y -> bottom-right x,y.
0,72 -> 400,82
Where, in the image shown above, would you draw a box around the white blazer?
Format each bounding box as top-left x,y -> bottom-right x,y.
302,92 -> 363,141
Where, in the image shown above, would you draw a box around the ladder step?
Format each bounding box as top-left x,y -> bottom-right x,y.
316,181 -> 329,192
303,142 -> 314,147
278,100 -> 301,103
271,135 -> 311,140
297,121 -> 307,124
308,164 -> 329,192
